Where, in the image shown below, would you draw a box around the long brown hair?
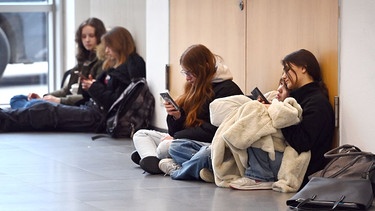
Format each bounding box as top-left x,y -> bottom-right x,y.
101,26 -> 136,70
75,17 -> 106,63
176,44 -> 217,127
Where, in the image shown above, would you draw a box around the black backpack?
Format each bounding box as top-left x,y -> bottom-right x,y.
104,78 -> 155,138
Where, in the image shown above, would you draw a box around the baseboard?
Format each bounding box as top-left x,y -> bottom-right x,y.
148,125 -> 168,133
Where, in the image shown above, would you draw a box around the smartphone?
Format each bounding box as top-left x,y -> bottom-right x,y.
160,91 -> 180,110
251,87 -> 270,104
74,71 -> 87,80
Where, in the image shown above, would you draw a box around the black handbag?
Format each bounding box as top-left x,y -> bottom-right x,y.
287,177 -> 373,210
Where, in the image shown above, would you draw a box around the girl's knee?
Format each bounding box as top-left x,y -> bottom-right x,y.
156,139 -> 172,159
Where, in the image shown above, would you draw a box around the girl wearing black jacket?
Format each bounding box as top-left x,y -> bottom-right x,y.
156,44 -> 243,179
132,44 -> 242,175
0,26 -> 145,133
229,49 -> 335,190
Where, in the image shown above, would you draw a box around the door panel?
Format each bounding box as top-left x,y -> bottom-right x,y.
245,0 -> 339,147
169,0 -> 246,97
246,0 -> 338,106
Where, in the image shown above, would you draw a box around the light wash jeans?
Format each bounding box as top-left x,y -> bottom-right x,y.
132,129 -> 171,159
245,147 -> 283,182
168,139 -> 211,180
10,95 -> 44,109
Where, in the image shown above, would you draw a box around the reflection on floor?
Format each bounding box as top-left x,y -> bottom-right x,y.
0,132 -> 373,211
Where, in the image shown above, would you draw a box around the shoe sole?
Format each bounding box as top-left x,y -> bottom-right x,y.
131,151 -> 141,165
140,156 -> 163,174
229,183 -> 273,190
199,169 -> 214,183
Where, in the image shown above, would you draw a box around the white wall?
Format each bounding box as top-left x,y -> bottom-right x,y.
340,0 -> 375,152
89,0 -> 147,58
145,0 -> 170,129
68,0 -> 147,63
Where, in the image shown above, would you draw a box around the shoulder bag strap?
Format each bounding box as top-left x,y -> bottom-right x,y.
324,144 -> 374,158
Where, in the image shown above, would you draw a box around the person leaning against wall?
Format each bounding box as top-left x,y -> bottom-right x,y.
10,17 -> 106,109
229,49 -> 335,190
131,44 -> 243,175
158,49 -> 334,187
159,76 -> 295,182
205,77 -> 305,191
0,26 -> 146,133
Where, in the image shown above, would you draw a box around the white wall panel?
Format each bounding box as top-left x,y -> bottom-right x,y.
340,0 -> 375,152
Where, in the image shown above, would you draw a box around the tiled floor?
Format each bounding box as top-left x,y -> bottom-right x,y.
0,132 -> 373,211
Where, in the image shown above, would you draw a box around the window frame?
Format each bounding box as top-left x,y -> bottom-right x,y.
0,0 -> 63,96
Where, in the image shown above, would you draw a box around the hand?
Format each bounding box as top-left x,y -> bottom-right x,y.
256,97 -> 271,108
162,135 -> 174,141
81,75 -> 95,91
27,93 -> 41,100
164,101 -> 181,119
257,97 -> 267,104
42,95 -> 61,104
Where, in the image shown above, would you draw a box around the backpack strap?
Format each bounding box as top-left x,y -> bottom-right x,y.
91,134 -> 112,141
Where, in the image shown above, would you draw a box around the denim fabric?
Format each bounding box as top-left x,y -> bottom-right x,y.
245,147 -> 283,182
168,139 -> 211,180
10,95 -> 43,109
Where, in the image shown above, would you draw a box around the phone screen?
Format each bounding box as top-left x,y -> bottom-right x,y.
251,87 -> 270,104
160,92 -> 179,110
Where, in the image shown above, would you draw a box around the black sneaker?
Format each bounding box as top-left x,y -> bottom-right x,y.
140,156 -> 163,174
131,151 -> 141,165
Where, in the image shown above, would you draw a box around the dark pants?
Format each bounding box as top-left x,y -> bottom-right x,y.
0,101 -> 104,132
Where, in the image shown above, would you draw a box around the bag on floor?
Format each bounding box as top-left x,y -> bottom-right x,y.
309,144 -> 375,194
105,78 -> 155,138
286,177 -> 373,210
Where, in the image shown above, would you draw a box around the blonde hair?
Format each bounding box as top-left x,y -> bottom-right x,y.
101,27 -> 136,70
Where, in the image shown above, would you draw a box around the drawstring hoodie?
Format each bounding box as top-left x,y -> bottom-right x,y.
212,62 -> 234,83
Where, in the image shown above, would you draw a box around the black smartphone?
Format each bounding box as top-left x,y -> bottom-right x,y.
160,91 -> 180,110
74,71 -> 87,80
251,87 -> 270,104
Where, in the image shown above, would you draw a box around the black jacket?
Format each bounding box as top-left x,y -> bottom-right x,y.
167,80 -> 243,143
87,53 -> 146,111
281,82 -> 335,184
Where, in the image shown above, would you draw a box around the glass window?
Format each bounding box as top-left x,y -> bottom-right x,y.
0,0 -> 53,106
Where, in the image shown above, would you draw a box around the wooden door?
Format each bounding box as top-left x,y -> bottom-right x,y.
245,0 -> 339,146
169,0 -> 246,97
246,0 -> 339,106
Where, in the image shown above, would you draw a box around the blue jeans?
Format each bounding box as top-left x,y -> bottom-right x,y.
10,95 -> 44,109
168,139 -> 211,180
245,147 -> 283,182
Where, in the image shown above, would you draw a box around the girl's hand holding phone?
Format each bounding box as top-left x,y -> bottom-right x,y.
164,101 -> 181,119
81,75 -> 95,90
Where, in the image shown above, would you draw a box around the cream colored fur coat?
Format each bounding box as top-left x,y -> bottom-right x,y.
210,95 -> 311,192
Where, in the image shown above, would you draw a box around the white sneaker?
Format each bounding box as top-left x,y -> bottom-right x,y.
199,168 -> 214,183
229,177 -> 273,190
158,158 -> 180,175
